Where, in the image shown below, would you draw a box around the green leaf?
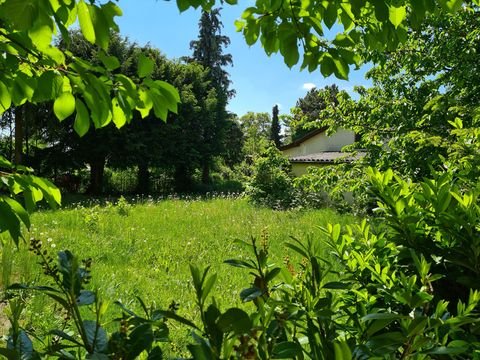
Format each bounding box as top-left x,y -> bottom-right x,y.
153,80 -> 180,113
15,331 -> 38,360
77,290 -> 95,306
138,54 -> 154,78
83,320 -> 108,353
389,5 -> 406,28
324,3 -> 338,29
0,201 -> 21,244
3,197 -> 30,228
126,324 -> 154,359
323,281 -> 350,289
366,318 -> 396,336
77,0 -> 96,44
177,0 -> 190,12
426,346 -> 469,355
332,55 -> 349,80
90,5 -> 110,50
371,0 -> 389,22
50,330 -> 84,346
0,80 -> 12,114
265,267 -> 281,283
331,223 -> 341,241
28,22 -> 53,51
439,0 -> 463,12
136,89 -> 153,119
74,98 -> 90,136
112,97 -> 127,128
0,0 -> 38,31
98,51 -> 120,71
272,341 -> 303,358
278,23 -> 299,68
147,347 -> 163,360
320,54 -> 335,77
31,176 -> 61,207
201,273 -> 217,304
362,313 -> 409,321
153,310 -> 200,331
217,308 -> 252,335
149,89 -> 168,121
34,71 -> 63,102
333,340 -> 352,360
224,259 -> 256,269
53,92 -> 76,121
240,287 -> 264,302
407,317 -> 428,336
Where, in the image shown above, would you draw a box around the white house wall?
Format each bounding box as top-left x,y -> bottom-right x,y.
283,129 -> 355,157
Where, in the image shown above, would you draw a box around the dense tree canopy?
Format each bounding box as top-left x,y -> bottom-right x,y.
318,4 -> 480,180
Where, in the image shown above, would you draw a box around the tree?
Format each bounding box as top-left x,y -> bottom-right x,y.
187,8 -> 234,184
287,84 -> 341,140
270,104 -> 281,148
240,112 -> 272,157
318,5 -> 480,180
222,115 -> 245,168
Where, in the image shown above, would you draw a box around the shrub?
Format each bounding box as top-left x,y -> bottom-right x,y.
246,146 -> 295,209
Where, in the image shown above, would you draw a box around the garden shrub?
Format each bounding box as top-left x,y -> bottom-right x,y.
293,162 -> 373,215
246,146 -> 296,210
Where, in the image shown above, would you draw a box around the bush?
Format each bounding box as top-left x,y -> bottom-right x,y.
246,146 -> 296,209
294,162 -> 373,214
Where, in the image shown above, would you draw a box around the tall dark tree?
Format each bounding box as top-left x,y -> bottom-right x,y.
270,104 -> 281,148
187,8 -> 234,184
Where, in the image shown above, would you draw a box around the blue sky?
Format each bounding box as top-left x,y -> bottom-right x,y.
116,1 -> 372,117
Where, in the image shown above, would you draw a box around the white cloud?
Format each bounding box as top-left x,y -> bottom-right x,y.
302,82 -> 316,91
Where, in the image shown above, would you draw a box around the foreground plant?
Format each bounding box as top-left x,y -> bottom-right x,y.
3,164 -> 480,358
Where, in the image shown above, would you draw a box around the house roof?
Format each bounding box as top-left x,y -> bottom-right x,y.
279,127 -> 329,150
289,151 -> 366,164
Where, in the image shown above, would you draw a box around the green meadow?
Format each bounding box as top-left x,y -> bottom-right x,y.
2,198 -> 354,344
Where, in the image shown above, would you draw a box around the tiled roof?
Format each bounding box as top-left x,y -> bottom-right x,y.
289,151 -> 366,164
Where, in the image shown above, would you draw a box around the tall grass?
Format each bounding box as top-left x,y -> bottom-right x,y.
2,197 -> 355,350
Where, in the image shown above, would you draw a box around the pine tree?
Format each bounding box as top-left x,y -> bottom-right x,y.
270,104 -> 281,148
188,8 -> 234,184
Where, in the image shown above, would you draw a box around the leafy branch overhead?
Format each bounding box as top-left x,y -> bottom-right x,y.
0,0 -> 181,244
0,0 -> 180,137
179,0 -> 477,78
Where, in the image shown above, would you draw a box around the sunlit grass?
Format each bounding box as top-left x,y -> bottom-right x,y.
2,197 -> 355,350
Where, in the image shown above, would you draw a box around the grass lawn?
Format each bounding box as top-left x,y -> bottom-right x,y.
2,197 -> 355,352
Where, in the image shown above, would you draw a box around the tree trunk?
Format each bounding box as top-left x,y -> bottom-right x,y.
136,163 -> 150,194
14,106 -> 23,165
201,161 -> 210,185
87,157 -> 105,195
174,165 -> 191,193
25,104 -> 30,162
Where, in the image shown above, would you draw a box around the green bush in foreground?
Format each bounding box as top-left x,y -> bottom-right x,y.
3,166 -> 480,359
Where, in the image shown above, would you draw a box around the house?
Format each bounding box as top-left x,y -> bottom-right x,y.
280,127 -> 364,176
